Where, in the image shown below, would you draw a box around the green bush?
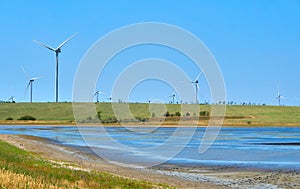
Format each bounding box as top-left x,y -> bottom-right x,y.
164,111 -> 170,117
18,115 -> 36,121
199,111 -> 210,116
5,117 -> 13,120
175,112 -> 181,116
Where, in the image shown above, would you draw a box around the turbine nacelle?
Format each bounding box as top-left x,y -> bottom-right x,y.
56,48 -> 61,53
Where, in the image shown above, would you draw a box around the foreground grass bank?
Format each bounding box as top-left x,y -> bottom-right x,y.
0,102 -> 299,126
0,139 -> 168,189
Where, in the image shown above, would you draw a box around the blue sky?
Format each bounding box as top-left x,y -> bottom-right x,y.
0,1 -> 299,106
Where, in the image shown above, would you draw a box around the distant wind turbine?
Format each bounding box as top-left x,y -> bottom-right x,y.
147,98 -> 153,104
8,96 -> 15,103
33,33 -> 77,102
168,94 -> 176,104
22,67 -> 42,103
276,86 -> 286,106
189,71 -> 203,104
93,91 -> 104,103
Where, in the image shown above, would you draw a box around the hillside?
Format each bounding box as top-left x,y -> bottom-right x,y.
0,102 -> 299,126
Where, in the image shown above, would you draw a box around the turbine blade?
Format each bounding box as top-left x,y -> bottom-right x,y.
57,33 -> 78,49
33,40 -> 55,51
21,66 -> 30,80
92,92 -> 98,97
195,72 -> 203,82
195,67 -> 206,82
277,85 -> 280,96
281,96 -> 287,100
24,82 -> 30,96
31,76 -> 43,80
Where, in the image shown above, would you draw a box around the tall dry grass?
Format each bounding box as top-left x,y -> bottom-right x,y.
0,168 -> 73,188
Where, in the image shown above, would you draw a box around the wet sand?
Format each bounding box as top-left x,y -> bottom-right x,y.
0,134 -> 299,189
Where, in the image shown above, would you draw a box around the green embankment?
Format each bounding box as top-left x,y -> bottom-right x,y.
0,139 -> 167,189
0,102 -> 299,126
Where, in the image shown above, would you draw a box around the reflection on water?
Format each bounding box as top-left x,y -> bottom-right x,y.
0,125 -> 299,170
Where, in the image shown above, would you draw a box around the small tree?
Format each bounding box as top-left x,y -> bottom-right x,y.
164,111 -> 170,117
199,111 -> 210,116
175,112 -> 181,116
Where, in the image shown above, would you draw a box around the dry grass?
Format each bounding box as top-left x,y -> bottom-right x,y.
0,168 -> 77,189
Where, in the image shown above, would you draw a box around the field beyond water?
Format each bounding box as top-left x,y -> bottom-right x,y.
0,102 -> 299,126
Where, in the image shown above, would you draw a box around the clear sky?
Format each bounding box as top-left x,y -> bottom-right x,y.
0,0 -> 299,106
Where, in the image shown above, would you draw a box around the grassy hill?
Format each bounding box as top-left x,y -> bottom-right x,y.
0,102 -> 299,126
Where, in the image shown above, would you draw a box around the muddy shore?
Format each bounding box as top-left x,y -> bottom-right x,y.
0,134 -> 299,188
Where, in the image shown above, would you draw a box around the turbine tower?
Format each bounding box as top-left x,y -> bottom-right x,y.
189,71 -> 203,104
33,33 -> 77,102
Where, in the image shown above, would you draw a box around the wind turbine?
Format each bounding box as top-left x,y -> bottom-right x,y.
33,33 -> 77,102
22,67 -> 42,103
8,96 -> 15,103
147,98 -> 152,104
25,77 -> 42,103
189,71 -> 203,104
168,94 -> 176,104
276,86 -> 286,106
93,91 -> 104,103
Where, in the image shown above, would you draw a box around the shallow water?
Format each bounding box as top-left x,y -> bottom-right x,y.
0,125 -> 299,170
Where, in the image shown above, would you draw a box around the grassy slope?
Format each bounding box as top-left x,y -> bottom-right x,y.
0,139 -> 167,189
0,102 -> 299,126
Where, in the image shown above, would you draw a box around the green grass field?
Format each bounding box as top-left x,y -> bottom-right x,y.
0,139 -> 168,189
0,102 -> 299,126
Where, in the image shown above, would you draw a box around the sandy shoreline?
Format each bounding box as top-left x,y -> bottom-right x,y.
1,120 -> 300,127
0,134 -> 299,189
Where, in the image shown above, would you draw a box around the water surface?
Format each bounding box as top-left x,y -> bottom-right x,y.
0,125 -> 299,170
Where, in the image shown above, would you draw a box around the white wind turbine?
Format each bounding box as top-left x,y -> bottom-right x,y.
22,67 -> 42,103
33,33 -> 77,102
276,86 -> 286,106
189,71 -> 203,104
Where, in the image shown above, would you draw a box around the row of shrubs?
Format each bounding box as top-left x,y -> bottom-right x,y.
163,111 -> 210,117
5,115 -> 36,121
81,111 -> 211,124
